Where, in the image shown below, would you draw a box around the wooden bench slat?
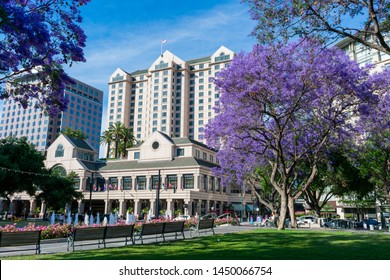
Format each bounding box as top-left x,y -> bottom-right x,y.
190,219 -> 215,237
0,231 -> 41,254
105,225 -> 135,246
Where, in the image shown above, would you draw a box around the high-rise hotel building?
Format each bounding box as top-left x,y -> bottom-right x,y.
0,75 -> 103,153
108,46 -> 234,143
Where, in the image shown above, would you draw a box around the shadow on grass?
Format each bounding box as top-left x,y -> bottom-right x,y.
4,229 -> 390,260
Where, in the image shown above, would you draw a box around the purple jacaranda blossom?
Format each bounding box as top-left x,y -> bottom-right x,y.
205,39 -> 390,229
0,0 -> 90,116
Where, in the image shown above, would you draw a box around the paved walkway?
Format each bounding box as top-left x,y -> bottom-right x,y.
1,223 -> 388,258
0,224 -> 256,258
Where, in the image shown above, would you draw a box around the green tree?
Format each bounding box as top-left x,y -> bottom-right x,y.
61,127 -> 87,140
100,129 -> 113,159
35,171 -> 83,215
355,132 -> 390,204
0,136 -> 46,200
120,127 -> 135,158
244,0 -> 390,54
110,122 -> 123,159
101,122 -> 135,159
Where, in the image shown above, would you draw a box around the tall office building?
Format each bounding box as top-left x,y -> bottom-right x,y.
107,46 -> 234,143
0,75 -> 103,153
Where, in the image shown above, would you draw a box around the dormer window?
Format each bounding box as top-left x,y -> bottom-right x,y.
55,144 -> 64,157
176,148 -> 184,157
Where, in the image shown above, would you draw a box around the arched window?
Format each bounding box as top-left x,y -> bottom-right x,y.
52,165 -> 67,177
55,144 -> 64,157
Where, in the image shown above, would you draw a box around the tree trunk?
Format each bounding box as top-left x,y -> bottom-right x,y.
278,189 -> 288,230
106,143 -> 111,159
288,195 -> 297,228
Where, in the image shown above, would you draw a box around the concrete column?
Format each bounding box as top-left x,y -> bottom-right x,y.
205,200 -> 210,214
184,199 -> 192,216
119,199 -> 125,217
194,175 -> 199,190
134,199 -> 140,219
82,177 -> 88,191
118,176 -> 123,191
166,199 -> 173,218
150,199 -> 155,216
29,199 -> 37,216
147,176 -> 152,191
177,175 -> 182,192
105,199 -> 112,214
40,201 -> 46,217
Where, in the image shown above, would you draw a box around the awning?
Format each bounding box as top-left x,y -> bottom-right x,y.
231,203 -> 243,211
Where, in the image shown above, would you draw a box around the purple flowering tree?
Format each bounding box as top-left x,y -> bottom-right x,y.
354,74 -> 390,205
243,0 -> 390,55
205,39 -> 390,229
0,0 -> 90,116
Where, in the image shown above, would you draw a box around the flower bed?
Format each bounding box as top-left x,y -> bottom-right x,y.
0,216 -> 239,240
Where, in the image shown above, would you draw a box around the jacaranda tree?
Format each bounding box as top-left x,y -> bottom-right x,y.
0,0 -> 90,116
244,0 -> 390,55
205,39 -> 390,229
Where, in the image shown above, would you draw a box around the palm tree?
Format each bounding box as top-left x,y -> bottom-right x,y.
61,127 -> 87,140
121,127 -> 135,158
109,122 -> 124,159
100,130 -> 113,159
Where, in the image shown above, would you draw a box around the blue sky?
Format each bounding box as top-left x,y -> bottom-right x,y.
64,0 -> 257,133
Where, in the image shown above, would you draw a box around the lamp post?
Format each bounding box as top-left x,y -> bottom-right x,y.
88,172 -> 94,216
155,170 -> 161,218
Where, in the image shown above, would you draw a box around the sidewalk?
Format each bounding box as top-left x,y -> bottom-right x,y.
0,224 -> 256,258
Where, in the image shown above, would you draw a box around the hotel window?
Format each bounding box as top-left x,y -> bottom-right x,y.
176,148 -> 184,157
184,174 -> 194,189
151,175 -> 161,190
136,176 -> 146,190
134,152 -> 140,159
122,177 -> 132,190
166,175 -> 177,190
55,144 -> 64,157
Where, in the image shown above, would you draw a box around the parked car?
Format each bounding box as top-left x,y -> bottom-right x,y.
173,215 -> 191,221
355,219 -> 379,229
323,219 -> 350,229
297,215 -> 315,225
319,218 -> 332,227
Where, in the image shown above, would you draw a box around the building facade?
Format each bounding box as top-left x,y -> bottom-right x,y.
0,75 -> 103,152
107,46 -> 234,143
1,131 -> 255,219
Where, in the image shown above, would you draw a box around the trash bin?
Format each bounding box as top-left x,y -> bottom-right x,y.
369,224 -> 374,230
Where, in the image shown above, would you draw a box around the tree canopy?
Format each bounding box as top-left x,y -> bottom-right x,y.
0,136 -> 83,210
205,39 -> 390,229
0,0 -> 90,116
244,0 -> 390,54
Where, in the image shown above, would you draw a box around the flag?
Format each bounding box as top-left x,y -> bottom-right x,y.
93,185 -> 97,191
161,39 -> 167,44
169,183 -> 173,189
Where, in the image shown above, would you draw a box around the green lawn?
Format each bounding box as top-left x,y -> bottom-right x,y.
2,228 -> 390,260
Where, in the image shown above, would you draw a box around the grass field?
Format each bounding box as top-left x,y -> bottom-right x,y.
2,228 -> 390,260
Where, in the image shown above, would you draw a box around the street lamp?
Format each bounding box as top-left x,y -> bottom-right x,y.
88,171 -> 94,216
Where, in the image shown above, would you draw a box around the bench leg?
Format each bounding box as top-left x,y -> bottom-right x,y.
35,244 -> 41,254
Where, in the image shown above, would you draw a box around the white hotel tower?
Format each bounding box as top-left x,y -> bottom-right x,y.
107,46 -> 234,144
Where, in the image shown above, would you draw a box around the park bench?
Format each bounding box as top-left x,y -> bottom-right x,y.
0,230 -> 41,254
163,221 -> 185,240
190,219 -> 215,237
136,222 -> 165,244
67,226 -> 106,252
105,224 -> 135,247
